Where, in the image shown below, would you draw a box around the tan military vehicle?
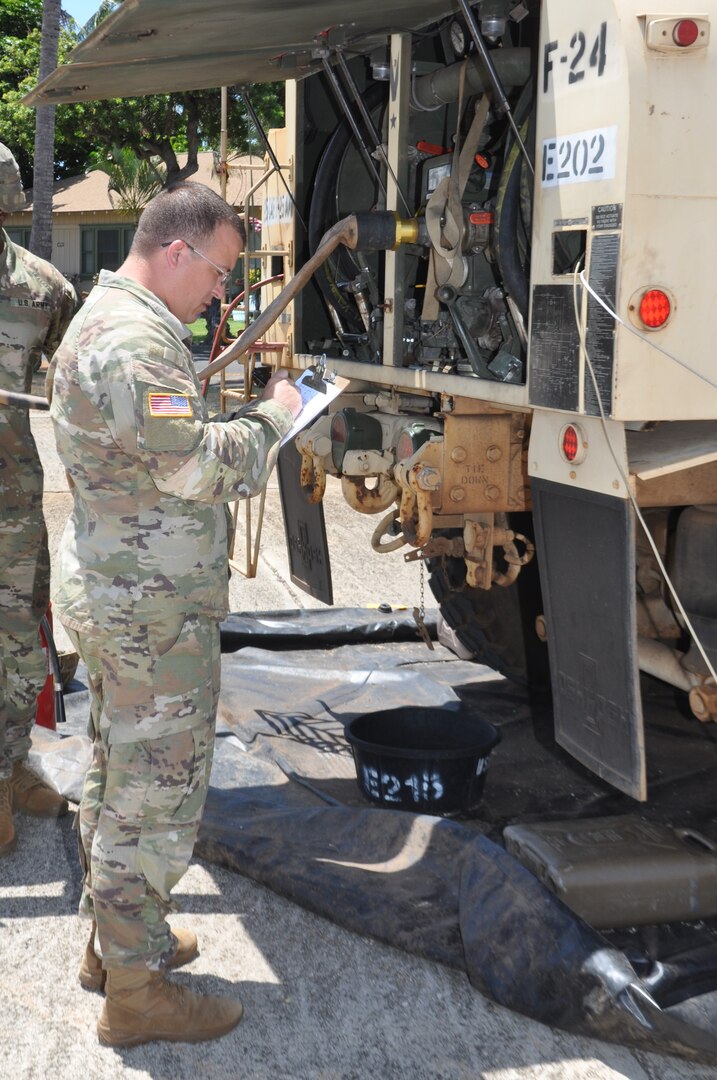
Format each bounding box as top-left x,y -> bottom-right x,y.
29,0 -> 717,801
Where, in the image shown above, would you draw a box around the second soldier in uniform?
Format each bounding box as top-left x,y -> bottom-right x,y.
0,142 -> 77,855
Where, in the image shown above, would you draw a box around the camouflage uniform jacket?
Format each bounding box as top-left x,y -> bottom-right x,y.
47,270 -> 294,633
0,228 -> 77,514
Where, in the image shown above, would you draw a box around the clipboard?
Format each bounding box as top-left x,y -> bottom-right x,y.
280,360 -> 348,446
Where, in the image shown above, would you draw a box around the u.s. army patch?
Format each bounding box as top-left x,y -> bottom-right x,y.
147,392 -> 193,417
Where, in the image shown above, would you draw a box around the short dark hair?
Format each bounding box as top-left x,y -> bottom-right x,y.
131,181 -> 245,256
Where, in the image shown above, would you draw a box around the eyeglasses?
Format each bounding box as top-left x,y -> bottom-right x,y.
161,240 -> 232,286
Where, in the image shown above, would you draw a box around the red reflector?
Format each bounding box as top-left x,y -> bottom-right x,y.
562,425 -> 579,463
469,211 -> 494,225
639,289 -> 671,328
416,140 -> 451,156
475,153 -> 490,169
673,18 -> 700,46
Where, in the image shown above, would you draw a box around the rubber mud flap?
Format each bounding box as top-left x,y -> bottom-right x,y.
276,441 -> 333,604
532,479 -> 645,799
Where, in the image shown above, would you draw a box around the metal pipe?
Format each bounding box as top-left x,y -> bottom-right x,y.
201,216 -> 360,380
411,48 -> 531,111
0,389 -> 49,410
219,86 -> 228,202
638,636 -> 697,693
240,165 -> 282,363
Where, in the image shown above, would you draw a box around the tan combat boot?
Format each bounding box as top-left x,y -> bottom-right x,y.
97,968 -> 244,1047
11,761 -> 69,818
0,778 -> 15,856
79,922 -> 199,992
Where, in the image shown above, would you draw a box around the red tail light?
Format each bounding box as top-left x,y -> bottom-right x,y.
638,289 -> 671,329
673,19 -> 700,46
559,423 -> 586,465
562,425 -> 579,462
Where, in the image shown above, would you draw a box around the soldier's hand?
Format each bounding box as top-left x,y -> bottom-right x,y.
262,369 -> 302,419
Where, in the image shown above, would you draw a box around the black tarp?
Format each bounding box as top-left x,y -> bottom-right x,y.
29,609 -> 717,1064
219,607 -> 439,652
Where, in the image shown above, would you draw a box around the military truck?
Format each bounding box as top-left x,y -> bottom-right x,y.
28,0 -> 717,800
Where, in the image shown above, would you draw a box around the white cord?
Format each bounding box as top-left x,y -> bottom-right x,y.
571,264 -> 717,685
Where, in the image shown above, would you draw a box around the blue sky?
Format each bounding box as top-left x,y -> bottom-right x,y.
63,0 -> 104,29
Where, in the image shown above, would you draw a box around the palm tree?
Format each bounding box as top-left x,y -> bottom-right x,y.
87,147 -> 166,220
29,0 -> 61,260
77,0 -> 122,41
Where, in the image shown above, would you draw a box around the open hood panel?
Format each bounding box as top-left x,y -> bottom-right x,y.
24,0 -> 456,104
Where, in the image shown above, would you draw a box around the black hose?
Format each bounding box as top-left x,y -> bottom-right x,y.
493,71 -> 535,324
494,125 -> 530,320
308,80 -> 388,335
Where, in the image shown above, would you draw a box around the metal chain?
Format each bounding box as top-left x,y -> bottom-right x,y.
419,551 -> 426,621
412,549 -> 434,650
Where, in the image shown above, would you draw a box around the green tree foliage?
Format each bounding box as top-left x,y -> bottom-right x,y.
129,85 -> 285,185
0,0 -> 43,36
0,1 -> 285,187
87,146 -> 165,218
0,21 -> 86,183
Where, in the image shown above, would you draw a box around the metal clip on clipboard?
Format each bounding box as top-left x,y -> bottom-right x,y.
302,355 -> 337,394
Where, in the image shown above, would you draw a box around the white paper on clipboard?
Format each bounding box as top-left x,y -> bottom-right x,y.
280,367 -> 348,445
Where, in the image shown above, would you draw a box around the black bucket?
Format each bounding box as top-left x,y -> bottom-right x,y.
346,706 -> 501,816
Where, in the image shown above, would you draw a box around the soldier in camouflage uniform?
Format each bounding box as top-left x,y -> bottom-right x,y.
48,181 -> 301,1047
0,143 -> 77,855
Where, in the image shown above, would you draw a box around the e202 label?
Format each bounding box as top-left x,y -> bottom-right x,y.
541,126 -> 617,188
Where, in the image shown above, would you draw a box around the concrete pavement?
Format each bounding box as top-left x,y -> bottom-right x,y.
6,806 -> 711,1080
4,368 -> 716,1079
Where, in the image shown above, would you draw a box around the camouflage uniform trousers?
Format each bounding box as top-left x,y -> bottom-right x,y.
0,508 -> 50,781
66,611 -> 221,970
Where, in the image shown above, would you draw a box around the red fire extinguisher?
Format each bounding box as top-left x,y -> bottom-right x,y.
36,604 -> 65,730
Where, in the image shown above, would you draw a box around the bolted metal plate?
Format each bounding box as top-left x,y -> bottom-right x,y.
441,411 -> 529,514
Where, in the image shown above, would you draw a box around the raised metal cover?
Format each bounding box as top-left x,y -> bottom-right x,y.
24,0 -> 455,105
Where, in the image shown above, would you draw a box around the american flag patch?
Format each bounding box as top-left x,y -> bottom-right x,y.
148,393 -> 192,417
